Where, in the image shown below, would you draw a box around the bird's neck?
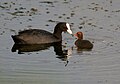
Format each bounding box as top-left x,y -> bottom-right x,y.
53,31 -> 62,40
78,35 -> 83,40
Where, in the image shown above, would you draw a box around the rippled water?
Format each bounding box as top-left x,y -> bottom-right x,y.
0,0 -> 120,84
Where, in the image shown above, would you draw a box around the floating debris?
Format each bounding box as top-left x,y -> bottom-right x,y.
91,24 -> 97,27
7,11 -> 24,16
87,23 -> 92,25
46,11 -> 50,14
99,27 -> 103,29
20,22 -> 22,24
0,5 -> 6,9
48,19 -> 56,22
63,0 -> 71,4
112,10 -> 120,12
10,29 -> 16,33
3,2 -> 8,5
79,26 -> 83,29
88,3 -> 106,11
62,14 -> 66,16
0,31 -> 5,35
80,21 -> 85,25
58,16 -> 62,18
0,2 -> 15,10
19,7 -> 26,10
110,0 -> 112,4
27,25 -> 32,28
45,24 -> 49,26
40,1 -> 53,4
104,9 -> 109,12
30,8 -> 38,12
88,6 -> 104,11
71,13 -> 75,17
66,17 -> 70,19
7,7 -> 38,16
27,18 -> 32,22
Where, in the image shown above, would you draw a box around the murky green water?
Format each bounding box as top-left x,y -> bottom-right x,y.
0,0 -> 120,84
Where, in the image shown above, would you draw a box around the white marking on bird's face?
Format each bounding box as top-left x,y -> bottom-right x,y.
66,23 -> 72,34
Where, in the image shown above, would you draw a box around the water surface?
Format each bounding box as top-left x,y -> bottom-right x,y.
0,0 -> 120,84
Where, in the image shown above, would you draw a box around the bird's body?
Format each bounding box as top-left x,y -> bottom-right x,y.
75,39 -> 93,49
11,22 -> 72,44
12,29 -> 60,44
74,32 -> 93,50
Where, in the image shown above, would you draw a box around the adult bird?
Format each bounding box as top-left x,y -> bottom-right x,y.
12,22 -> 73,44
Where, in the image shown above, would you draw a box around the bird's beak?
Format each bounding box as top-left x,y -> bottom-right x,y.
74,33 -> 77,37
73,33 -> 78,38
67,29 -> 73,35
66,23 -> 73,35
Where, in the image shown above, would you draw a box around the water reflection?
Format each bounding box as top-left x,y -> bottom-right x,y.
54,43 -> 72,66
12,43 -> 53,54
11,42 -> 72,66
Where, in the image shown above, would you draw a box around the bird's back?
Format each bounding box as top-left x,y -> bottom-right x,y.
75,39 -> 93,49
12,29 -> 61,44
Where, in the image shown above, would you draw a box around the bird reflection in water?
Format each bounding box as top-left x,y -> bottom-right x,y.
11,42 -> 72,66
54,43 -> 72,66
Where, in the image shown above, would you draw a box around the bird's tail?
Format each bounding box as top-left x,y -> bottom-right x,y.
11,35 -> 25,44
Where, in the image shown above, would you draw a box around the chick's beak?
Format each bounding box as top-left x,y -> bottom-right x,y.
74,33 -> 77,37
